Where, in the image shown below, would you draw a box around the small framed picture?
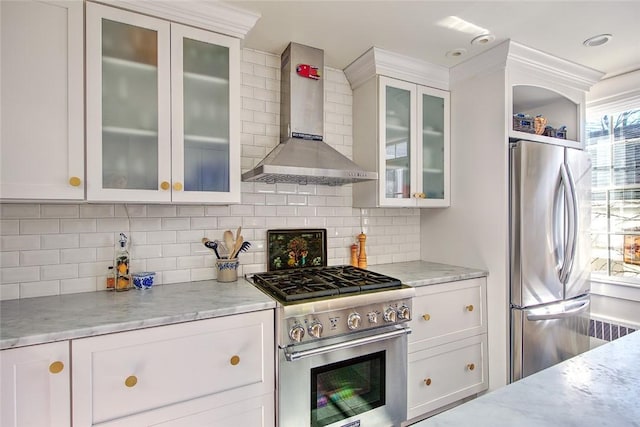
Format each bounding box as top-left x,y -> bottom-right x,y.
623,235 -> 640,266
266,229 -> 327,271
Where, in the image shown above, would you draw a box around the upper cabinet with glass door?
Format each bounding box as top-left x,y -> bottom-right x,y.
86,2 -> 240,204
352,75 -> 450,208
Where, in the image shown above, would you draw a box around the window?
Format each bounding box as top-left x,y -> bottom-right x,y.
586,108 -> 640,283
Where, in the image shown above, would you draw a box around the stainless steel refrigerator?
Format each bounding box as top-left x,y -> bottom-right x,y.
510,139 -> 592,382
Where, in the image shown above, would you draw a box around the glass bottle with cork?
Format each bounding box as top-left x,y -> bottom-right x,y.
115,233 -> 130,291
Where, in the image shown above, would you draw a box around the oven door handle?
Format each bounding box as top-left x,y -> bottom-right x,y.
284,326 -> 411,362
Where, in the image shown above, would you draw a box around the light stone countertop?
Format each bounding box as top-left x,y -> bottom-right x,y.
0,279 -> 275,350
411,330 -> 640,427
368,261 -> 488,286
0,261 -> 486,350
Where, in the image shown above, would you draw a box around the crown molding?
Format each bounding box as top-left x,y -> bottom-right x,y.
344,47 -> 449,90
451,39 -> 604,92
94,0 -> 261,39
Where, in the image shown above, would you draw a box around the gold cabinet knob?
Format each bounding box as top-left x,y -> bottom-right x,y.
413,192 -> 426,199
125,375 -> 138,388
49,361 -> 64,374
160,181 -> 170,190
69,177 -> 82,187
230,355 -> 240,366
173,182 -> 183,191
422,314 -> 431,321
465,304 -> 474,312
424,378 -> 432,386
467,363 -> 475,371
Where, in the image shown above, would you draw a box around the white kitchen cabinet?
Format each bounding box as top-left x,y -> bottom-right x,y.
0,341 -> 71,427
72,310 -> 274,426
86,2 -> 241,204
0,0 -> 84,201
405,277 -> 488,423
352,75 -> 450,208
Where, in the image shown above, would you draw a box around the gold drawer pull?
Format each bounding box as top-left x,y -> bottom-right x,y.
160,181 -> 170,190
467,363 -> 475,371
49,361 -> 64,374
69,177 -> 81,187
422,314 -> 431,321
465,304 -> 474,312
230,355 -> 240,366
125,375 -> 138,388
173,182 -> 183,191
424,378 -> 432,386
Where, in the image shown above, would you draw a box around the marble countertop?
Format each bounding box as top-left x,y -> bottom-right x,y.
0,279 -> 275,350
412,330 -> 640,427
368,261 -> 487,287
0,261 -> 486,351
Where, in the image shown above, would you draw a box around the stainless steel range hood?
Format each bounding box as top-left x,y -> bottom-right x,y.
241,42 -> 377,186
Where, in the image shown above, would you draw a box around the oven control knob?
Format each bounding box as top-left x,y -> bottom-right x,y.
347,313 -> 361,330
308,321 -> 323,338
383,308 -> 397,323
367,312 -> 378,324
289,324 -> 305,342
397,305 -> 411,321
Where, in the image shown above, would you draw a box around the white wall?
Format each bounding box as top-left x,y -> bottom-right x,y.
420,65 -> 510,390
0,48 -> 421,300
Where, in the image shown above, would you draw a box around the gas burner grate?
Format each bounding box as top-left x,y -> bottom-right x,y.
251,265 -> 402,303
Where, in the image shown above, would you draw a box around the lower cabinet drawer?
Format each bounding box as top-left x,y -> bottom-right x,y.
407,334 -> 488,419
72,310 -> 274,426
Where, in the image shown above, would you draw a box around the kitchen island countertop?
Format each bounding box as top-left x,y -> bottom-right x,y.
369,260 -> 488,287
0,279 -> 275,350
412,330 -> 640,426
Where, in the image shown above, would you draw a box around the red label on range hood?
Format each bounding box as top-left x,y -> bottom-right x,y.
296,64 -> 321,80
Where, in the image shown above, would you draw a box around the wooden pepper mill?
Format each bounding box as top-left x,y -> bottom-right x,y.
357,233 -> 367,268
350,244 -> 359,267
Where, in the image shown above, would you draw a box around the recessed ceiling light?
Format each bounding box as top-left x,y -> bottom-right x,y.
583,34 -> 613,47
471,33 -> 496,45
446,48 -> 467,58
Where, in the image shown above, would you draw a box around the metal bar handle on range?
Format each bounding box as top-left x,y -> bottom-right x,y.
284,327 -> 411,362
526,299 -> 590,321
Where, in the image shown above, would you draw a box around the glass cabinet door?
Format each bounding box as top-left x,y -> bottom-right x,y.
418,86 -> 450,206
171,24 -> 240,204
86,3 -> 171,202
379,77 -> 417,206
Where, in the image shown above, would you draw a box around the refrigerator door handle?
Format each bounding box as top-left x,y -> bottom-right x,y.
563,163 -> 579,284
558,163 -> 577,284
526,299 -> 590,321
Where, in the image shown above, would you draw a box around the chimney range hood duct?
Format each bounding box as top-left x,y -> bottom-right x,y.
241,42 -> 377,186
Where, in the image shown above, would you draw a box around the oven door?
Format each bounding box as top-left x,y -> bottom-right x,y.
278,325 -> 409,427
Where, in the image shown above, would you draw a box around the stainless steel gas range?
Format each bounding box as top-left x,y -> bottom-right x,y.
248,264 -> 414,427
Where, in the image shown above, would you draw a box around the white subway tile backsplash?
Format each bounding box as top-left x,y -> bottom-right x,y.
61,277 -> 97,294
20,250 -> 60,266
130,218 -> 162,231
147,205 -> 177,218
20,219 -> 59,235
20,280 -> 59,298
79,232 -> 114,248
1,235 -> 40,251
1,204 -> 39,218
1,266 -> 39,283
80,204 -> 114,218
0,47 -> 421,300
0,220 -> 19,235
41,234 -> 79,249
41,205 -> 79,218
0,283 -> 20,300
41,264 -> 77,281
61,248 -> 97,264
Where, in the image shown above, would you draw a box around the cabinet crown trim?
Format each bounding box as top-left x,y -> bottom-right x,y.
344,47 -> 449,90
451,39 -> 604,91
98,0 -> 260,39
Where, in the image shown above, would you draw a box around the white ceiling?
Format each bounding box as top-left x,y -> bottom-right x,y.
231,1 -> 640,80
